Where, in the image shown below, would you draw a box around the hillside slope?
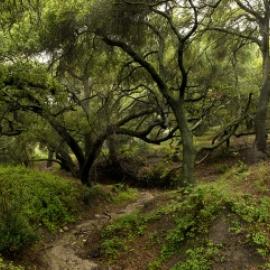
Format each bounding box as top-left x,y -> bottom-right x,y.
85,161 -> 270,270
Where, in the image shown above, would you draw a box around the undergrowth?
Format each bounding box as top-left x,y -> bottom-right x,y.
0,166 -> 83,254
171,241 -> 221,270
99,162 -> 270,269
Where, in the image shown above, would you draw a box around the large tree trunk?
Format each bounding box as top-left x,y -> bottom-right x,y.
254,19 -> 270,158
254,67 -> 270,154
80,138 -> 105,186
172,100 -> 196,186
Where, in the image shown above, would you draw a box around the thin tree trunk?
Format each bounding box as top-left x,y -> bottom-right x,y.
47,149 -> 54,168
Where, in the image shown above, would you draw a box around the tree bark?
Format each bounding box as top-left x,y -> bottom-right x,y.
79,138 -> 105,186
254,60 -> 270,154
254,16 -> 270,157
172,100 -> 196,186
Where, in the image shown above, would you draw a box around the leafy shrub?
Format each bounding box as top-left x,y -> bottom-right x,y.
0,166 -> 82,254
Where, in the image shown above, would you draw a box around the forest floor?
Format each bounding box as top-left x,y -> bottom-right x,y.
83,159 -> 269,270
9,139 -> 270,270
39,191 -> 156,270
21,159 -> 270,270
18,187 -> 159,270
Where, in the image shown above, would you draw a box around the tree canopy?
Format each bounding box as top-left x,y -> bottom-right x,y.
0,0 -> 269,186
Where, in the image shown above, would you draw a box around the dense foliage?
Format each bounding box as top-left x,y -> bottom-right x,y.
0,166 -> 82,254
0,0 -> 267,187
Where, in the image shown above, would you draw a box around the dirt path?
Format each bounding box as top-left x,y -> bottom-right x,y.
40,191 -> 155,270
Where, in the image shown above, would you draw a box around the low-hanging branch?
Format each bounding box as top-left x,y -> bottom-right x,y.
116,125 -> 178,145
